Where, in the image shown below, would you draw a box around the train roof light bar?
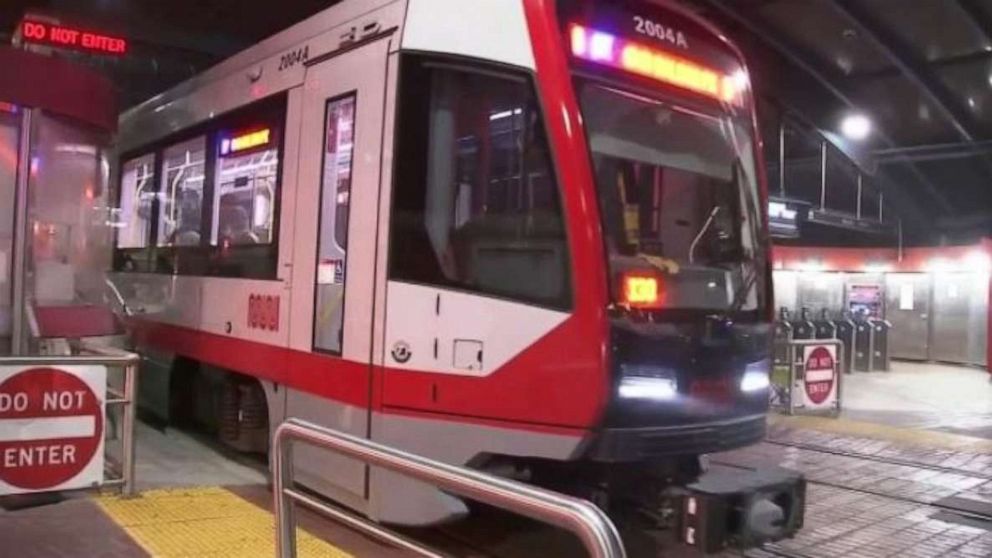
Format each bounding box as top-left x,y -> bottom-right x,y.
569,24 -> 745,105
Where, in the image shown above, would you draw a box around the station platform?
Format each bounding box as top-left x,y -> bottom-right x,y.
840,360 -> 992,438
3,361 -> 992,558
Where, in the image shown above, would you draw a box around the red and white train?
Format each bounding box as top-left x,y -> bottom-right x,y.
111,0 -> 803,551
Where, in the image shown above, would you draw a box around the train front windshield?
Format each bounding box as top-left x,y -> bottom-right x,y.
579,84 -> 765,315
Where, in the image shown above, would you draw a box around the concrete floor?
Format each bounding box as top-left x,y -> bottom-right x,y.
841,360 -> 992,437
132,421 -> 266,490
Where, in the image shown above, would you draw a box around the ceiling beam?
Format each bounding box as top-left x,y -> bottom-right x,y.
956,0 -> 992,46
830,0 -> 984,144
845,49 -> 992,81
701,0 -> 955,217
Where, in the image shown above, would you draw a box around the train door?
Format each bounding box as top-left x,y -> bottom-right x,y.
885,273 -> 931,360
284,38 -> 390,508
374,55 -> 574,433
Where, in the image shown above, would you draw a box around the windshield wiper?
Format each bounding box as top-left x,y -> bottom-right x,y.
727,262 -> 758,315
688,206 -> 720,264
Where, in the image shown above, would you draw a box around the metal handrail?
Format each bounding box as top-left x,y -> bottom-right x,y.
0,343 -> 140,496
273,418 -> 627,558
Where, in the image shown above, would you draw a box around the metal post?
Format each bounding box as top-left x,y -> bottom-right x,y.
856,173 -> 863,219
779,118 -> 786,197
275,433 -> 297,558
788,342 -> 796,415
121,360 -> 138,497
878,192 -> 884,222
819,140 -> 827,210
897,219 -> 904,262
10,108 -> 32,355
835,341 -> 844,415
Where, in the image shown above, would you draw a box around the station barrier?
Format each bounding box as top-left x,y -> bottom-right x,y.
273,418 -> 627,558
0,342 -> 139,496
770,338 -> 843,417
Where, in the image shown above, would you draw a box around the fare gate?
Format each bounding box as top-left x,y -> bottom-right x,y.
771,339 -> 843,417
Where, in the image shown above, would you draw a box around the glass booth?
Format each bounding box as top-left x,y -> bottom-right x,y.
0,47 -> 117,355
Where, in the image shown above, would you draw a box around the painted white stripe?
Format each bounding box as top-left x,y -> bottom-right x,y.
0,416 -> 96,442
805,369 -> 835,382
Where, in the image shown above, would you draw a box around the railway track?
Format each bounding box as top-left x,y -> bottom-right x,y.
764,437 -> 992,481
405,439 -> 992,558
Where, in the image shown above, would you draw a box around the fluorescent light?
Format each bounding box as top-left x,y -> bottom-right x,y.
840,114 -> 871,141
489,108 -> 523,121
619,376 -> 677,400
965,250 -> 991,271
926,258 -> 952,273
862,263 -> 892,273
795,259 -> 827,272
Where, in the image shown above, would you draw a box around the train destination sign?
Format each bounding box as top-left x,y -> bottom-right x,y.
0,365 -> 106,494
20,19 -> 127,56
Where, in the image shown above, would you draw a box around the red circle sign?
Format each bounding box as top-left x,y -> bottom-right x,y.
804,346 -> 835,406
0,368 -> 103,490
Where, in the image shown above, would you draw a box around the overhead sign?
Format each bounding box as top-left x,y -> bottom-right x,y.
20,19 -> 127,56
802,345 -> 837,409
0,365 -> 105,494
220,128 -> 273,156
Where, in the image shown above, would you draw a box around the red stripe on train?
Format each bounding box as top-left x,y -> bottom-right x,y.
129,319 -> 590,437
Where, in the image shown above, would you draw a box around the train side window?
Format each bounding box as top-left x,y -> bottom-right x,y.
116,153 -> 155,249
313,94 -> 356,353
389,56 -> 571,309
211,127 -> 280,248
157,137 -> 206,247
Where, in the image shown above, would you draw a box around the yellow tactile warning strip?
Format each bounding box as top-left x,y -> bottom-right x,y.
97,487 -> 354,558
770,413 -> 992,452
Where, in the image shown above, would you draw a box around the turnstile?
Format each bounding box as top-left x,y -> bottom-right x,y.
853,314 -> 873,371
791,307 -> 815,340
869,318 -> 892,371
774,307 -> 794,366
833,312 -> 856,375
813,309 -> 836,339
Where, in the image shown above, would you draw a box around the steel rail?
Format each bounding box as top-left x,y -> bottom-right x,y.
273,418 -> 626,558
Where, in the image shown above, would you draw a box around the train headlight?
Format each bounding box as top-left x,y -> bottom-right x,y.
619,365 -> 678,400
740,359 -> 771,392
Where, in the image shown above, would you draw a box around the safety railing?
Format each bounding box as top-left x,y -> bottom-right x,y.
771,338 -> 843,417
0,343 -> 140,496
273,418 -> 627,558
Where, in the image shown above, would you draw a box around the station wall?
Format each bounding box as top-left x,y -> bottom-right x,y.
772,240 -> 992,369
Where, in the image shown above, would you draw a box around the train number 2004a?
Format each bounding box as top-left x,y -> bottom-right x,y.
278,46 -> 309,71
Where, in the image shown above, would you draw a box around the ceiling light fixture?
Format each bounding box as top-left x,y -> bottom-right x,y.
840,113 -> 871,141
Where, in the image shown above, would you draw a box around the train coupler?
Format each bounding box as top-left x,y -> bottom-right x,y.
678,466 -> 806,554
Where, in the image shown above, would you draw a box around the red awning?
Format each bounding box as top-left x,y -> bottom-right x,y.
0,47 -> 116,132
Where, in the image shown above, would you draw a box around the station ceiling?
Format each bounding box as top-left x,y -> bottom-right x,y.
2,0 -> 992,244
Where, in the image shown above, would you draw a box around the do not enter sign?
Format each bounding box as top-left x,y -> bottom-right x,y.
0,366 -> 105,494
802,345 -> 837,408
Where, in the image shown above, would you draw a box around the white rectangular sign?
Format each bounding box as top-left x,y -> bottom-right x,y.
0,364 -> 106,495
